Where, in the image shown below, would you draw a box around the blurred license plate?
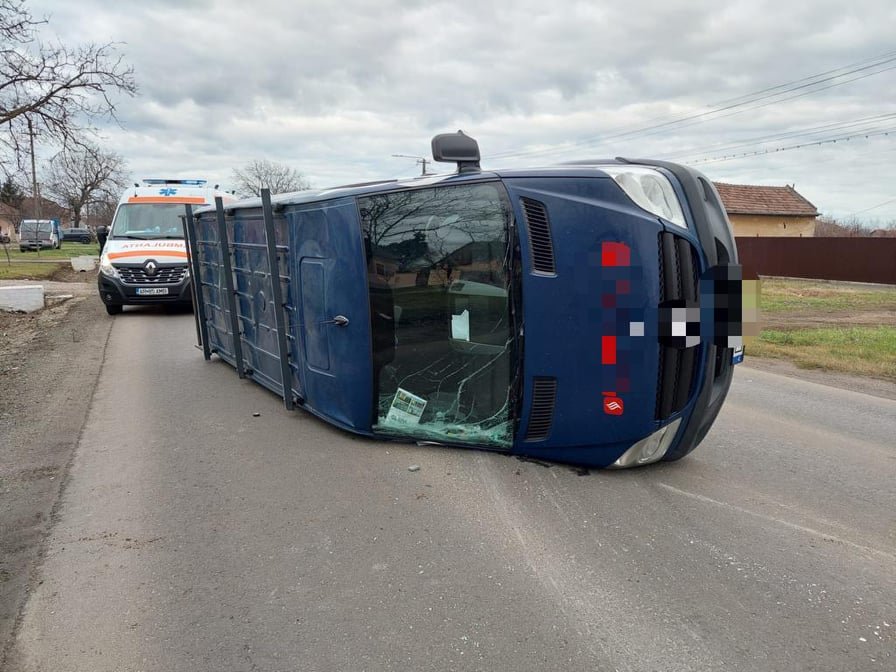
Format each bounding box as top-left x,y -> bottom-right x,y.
136,287 -> 169,296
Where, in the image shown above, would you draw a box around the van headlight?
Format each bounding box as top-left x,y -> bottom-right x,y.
601,166 -> 687,228
99,258 -> 119,279
608,418 -> 682,469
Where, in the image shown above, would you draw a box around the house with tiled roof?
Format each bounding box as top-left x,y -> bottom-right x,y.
712,182 -> 819,237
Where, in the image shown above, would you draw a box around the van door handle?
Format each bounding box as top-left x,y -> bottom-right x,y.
322,315 -> 349,327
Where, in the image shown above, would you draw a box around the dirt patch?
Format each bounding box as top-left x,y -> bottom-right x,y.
50,265 -> 96,283
762,309 -> 896,330
753,284 -> 896,387
0,280 -> 113,665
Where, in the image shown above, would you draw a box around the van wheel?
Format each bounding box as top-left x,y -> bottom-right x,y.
105,304 -> 122,315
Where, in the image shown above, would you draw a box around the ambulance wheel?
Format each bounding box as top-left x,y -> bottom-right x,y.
105,304 -> 122,315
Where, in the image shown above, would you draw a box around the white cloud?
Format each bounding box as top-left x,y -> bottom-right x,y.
26,0 -> 896,222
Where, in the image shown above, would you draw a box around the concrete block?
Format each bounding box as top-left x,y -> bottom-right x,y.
71,256 -> 97,272
0,285 -> 45,312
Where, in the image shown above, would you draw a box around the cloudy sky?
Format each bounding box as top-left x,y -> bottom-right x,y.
28,0 -> 896,223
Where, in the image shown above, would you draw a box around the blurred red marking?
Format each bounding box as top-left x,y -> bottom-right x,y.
602,335 -> 617,365
601,242 -> 631,267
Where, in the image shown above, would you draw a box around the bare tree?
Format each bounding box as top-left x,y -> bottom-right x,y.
0,0 -> 137,166
0,173 -> 24,207
43,143 -> 127,227
231,159 -> 311,197
88,194 -> 117,227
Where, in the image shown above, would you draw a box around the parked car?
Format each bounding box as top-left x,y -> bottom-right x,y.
60,227 -> 95,244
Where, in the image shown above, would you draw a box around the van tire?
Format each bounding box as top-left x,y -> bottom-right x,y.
105,304 -> 122,315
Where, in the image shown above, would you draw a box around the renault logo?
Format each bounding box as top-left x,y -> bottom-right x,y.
144,260 -> 158,276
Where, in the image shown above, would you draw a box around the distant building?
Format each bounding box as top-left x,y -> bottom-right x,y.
0,197 -> 70,239
713,182 -> 818,237
18,196 -> 70,224
0,203 -> 18,238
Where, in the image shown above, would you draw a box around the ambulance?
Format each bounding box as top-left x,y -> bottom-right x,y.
97,179 -> 236,315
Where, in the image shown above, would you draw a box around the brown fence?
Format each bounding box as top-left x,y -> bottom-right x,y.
735,237 -> 896,285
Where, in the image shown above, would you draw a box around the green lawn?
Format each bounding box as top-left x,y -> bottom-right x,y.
3,241 -> 101,260
759,278 -> 896,313
0,262 -> 63,280
749,326 -> 896,381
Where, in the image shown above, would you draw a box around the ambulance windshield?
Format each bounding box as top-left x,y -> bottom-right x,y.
111,204 -> 186,239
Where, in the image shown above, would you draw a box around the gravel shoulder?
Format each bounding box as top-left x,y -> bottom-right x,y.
0,282 -> 112,664
739,355 -> 896,401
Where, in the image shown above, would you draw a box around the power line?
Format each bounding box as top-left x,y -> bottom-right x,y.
488,50 -> 896,161
694,49 -> 896,108
619,63 -> 896,146
495,62 -> 896,162
688,126 -> 896,165
844,196 -> 896,217
659,113 -> 896,161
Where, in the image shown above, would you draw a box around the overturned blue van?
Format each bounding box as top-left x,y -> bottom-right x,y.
185,132 -> 741,468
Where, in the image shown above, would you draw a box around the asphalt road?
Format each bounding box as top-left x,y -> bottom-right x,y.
6,310 -> 895,672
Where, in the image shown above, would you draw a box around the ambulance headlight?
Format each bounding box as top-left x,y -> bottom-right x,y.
601,167 -> 687,228
99,258 -> 119,279
608,418 -> 682,469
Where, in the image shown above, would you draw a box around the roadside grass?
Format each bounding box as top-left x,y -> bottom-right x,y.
759,277 -> 896,313
0,242 -> 98,279
747,278 -> 896,381
0,262 -> 62,280
2,241 -> 101,261
749,326 -> 896,381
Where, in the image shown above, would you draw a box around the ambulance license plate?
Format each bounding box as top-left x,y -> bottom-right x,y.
136,287 -> 169,296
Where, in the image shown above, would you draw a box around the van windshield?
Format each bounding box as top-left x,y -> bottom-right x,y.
360,182 -> 519,449
20,221 -> 53,235
110,204 -> 186,239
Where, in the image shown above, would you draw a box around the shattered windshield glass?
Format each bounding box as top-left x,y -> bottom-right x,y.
360,182 -> 518,448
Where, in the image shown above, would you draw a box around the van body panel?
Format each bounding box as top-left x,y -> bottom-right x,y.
502,177 -> 665,465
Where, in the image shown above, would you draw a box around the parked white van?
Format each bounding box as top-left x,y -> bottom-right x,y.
18,219 -> 61,251
97,179 -> 236,315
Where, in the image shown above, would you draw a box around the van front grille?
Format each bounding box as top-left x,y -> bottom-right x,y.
118,264 -> 188,285
656,232 -> 700,420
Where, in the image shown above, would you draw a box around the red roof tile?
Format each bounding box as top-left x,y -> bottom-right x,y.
712,182 -> 818,217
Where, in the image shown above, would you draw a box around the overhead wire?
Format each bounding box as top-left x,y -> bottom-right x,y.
488,50 -> 896,162
844,196 -> 896,217
658,113 -> 896,161
688,126 -> 896,165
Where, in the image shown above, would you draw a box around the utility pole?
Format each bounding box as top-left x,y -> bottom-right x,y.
27,116 -> 41,219
27,115 -> 42,256
392,154 -> 432,176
